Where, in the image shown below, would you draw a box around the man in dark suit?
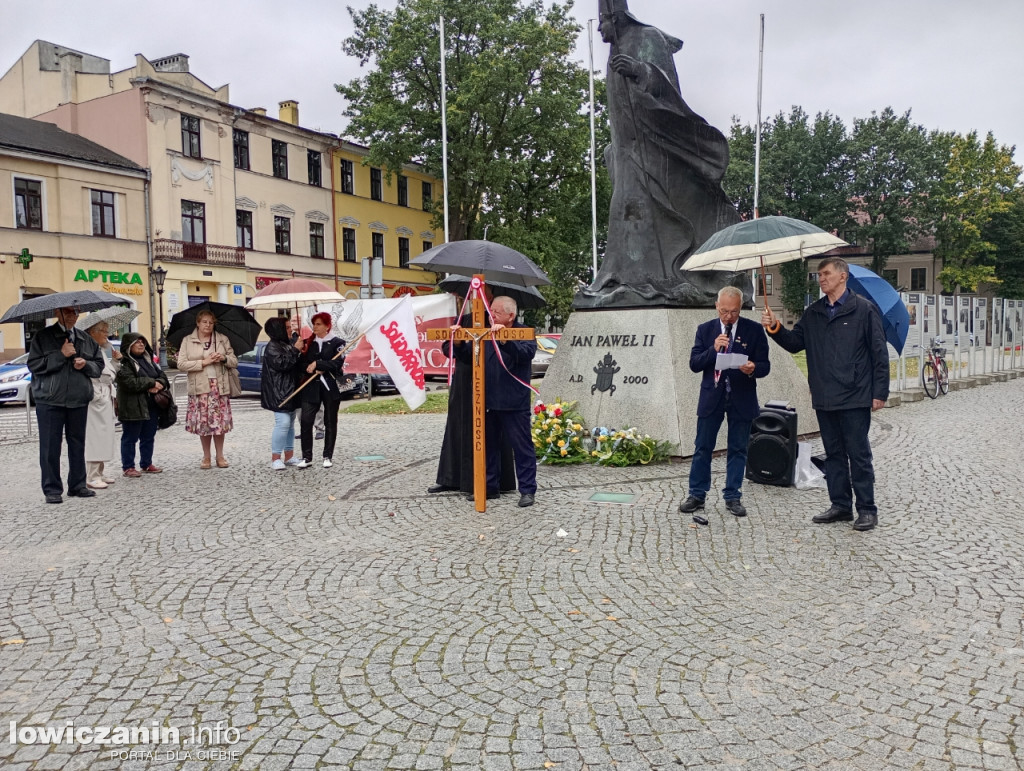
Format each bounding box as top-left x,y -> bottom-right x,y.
452,295 -> 538,507
27,306 -> 105,503
680,286 -> 771,524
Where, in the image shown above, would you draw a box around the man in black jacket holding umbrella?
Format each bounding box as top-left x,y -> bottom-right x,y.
762,257 -> 889,531
27,307 -> 105,503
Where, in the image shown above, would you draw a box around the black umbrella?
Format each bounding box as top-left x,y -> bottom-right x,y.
0,289 -> 129,324
410,240 -> 551,287
438,276 -> 547,310
166,301 -> 262,355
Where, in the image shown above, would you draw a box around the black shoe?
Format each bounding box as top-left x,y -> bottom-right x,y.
852,512 -> 877,531
725,499 -> 747,517
67,488 -> 96,498
812,506 -> 854,524
465,490 -> 500,500
518,494 -> 535,508
678,496 -> 705,514
427,484 -> 451,494
45,494 -> 63,504
692,514 -> 709,526
315,430 -> 325,440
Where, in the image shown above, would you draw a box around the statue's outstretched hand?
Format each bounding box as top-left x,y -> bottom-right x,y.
610,54 -> 641,80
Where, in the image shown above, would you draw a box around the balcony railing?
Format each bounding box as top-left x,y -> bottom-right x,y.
154,239 -> 246,266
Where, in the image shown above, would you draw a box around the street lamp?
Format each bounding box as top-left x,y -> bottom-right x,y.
152,265 -> 168,360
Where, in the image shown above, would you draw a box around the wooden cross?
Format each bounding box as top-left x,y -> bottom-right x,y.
428,275 -> 536,512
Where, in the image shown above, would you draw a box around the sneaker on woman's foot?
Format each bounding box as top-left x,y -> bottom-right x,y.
295,459 -> 313,469
323,458 -> 333,468
271,459 -> 286,471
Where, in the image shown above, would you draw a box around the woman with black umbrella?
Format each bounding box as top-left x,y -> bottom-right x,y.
176,309 -> 238,469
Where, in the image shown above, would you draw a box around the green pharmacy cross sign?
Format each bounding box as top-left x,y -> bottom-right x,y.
17,248 -> 33,269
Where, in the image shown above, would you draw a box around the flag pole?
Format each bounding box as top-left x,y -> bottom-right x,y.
588,18 -> 599,280
440,15 -> 451,244
753,14 -> 769,310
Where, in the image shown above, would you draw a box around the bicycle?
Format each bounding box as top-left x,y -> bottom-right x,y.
921,337 -> 949,398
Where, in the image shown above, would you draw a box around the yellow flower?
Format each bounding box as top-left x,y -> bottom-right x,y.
573,423 -> 582,430
560,449 -> 567,456
591,450 -> 599,457
557,440 -> 566,448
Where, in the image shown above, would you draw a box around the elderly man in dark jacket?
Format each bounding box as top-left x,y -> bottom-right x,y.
451,296 -> 538,507
762,257 -> 889,531
27,306 -> 105,503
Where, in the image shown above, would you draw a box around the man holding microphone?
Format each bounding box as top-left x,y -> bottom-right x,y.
27,306 -> 105,503
679,286 -> 770,524
761,257 -> 889,531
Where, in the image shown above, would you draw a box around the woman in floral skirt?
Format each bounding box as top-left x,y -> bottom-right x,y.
176,309 -> 238,469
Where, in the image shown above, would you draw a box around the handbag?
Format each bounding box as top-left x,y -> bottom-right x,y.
227,366 -> 242,398
157,399 -> 177,429
152,389 -> 177,429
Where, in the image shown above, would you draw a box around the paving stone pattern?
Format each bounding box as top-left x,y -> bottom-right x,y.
0,383 -> 1022,770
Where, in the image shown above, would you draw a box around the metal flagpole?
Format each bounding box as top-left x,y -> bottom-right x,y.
440,15 -> 451,243
588,19 -> 599,279
753,14 -> 768,308
753,14 -> 764,221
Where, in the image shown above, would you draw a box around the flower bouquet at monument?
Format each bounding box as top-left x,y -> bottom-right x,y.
589,426 -> 676,467
532,399 -> 590,465
532,399 -> 677,467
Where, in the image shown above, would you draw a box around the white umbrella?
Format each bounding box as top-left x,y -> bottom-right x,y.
75,305 -> 142,333
684,216 -> 848,273
245,278 -> 344,310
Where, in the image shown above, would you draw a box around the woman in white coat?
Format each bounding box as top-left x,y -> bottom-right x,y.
82,319 -> 122,489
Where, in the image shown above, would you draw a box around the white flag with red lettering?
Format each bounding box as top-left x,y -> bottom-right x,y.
362,296 -> 426,410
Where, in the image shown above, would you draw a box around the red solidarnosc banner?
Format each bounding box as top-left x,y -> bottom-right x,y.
323,295 -> 456,377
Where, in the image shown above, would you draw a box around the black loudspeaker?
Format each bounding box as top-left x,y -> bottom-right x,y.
745,406 -> 798,486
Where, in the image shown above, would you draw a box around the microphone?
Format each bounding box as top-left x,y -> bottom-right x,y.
724,323 -> 733,352
291,331 -> 299,343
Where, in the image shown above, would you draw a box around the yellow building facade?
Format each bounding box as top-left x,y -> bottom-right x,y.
333,142 -> 442,299
0,113 -> 149,359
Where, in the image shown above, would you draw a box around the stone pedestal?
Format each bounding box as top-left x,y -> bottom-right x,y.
539,308 -> 818,456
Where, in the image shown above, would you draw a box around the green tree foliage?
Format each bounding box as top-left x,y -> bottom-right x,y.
848,108 -> 941,274
725,107 -> 850,315
337,0 -> 605,327
985,188 -> 1024,298
932,131 -> 1020,293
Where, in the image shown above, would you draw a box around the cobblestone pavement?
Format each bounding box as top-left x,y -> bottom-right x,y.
1,380 -> 1023,771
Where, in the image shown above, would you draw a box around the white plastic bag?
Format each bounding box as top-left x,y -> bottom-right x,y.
794,442 -> 827,489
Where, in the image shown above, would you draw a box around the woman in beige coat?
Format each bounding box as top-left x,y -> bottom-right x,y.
176,309 -> 238,469
82,319 -> 121,488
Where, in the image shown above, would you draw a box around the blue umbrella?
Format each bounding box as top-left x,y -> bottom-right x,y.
846,264 -> 910,354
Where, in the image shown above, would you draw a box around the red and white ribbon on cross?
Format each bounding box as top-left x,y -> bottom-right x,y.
448,276 -> 539,397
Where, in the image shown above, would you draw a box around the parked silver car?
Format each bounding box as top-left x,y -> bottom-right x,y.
0,353 -> 31,405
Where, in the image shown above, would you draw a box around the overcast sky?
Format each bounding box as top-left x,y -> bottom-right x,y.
3,0 -> 1023,162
